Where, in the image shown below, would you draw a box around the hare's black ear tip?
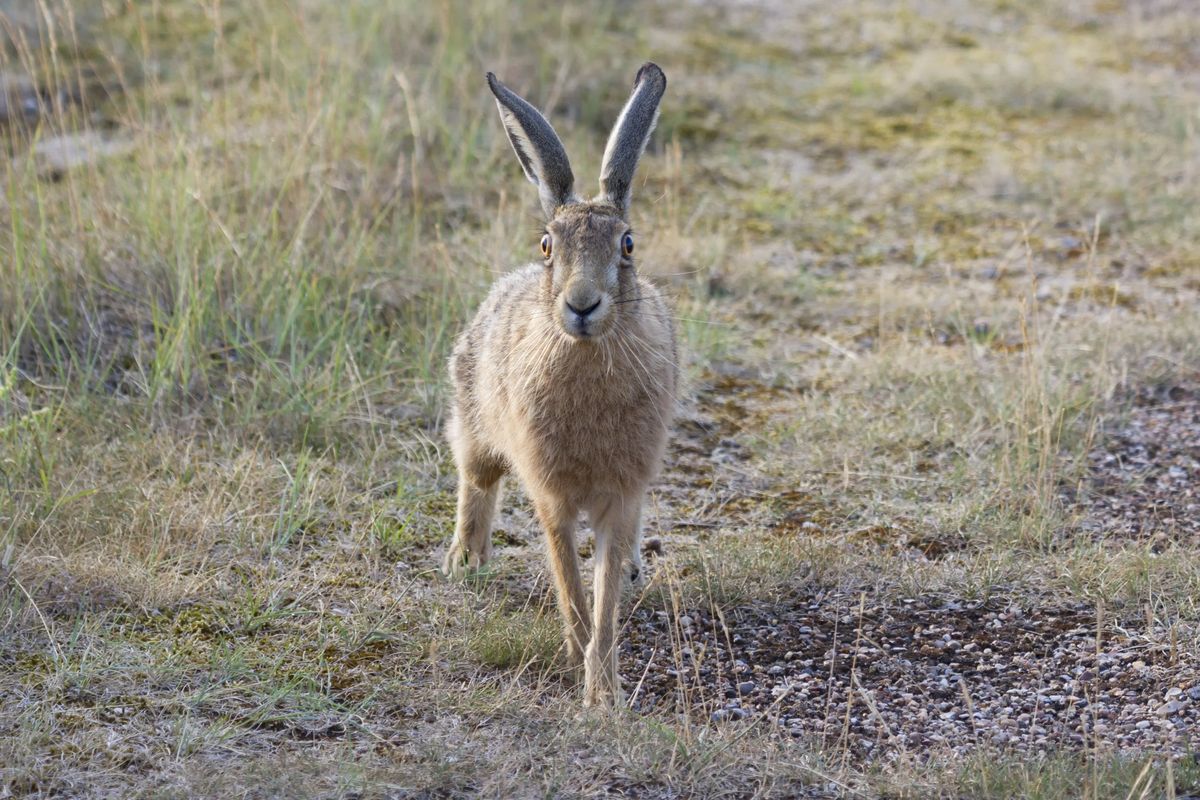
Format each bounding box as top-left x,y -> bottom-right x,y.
485,72 -> 501,92
635,62 -> 666,88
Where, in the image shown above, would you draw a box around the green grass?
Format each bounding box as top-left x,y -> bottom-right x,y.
3,0 -> 1200,797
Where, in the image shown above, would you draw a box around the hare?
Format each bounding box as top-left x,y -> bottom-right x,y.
442,63 -> 677,707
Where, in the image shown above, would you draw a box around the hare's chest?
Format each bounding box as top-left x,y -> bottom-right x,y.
532,368 -> 642,445
511,351 -> 669,489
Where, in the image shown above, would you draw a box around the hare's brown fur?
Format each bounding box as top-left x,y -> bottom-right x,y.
443,63 -> 675,707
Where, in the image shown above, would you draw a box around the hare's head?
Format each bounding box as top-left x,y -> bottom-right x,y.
487,63 -> 666,340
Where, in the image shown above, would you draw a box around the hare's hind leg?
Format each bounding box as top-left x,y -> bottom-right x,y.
532,492 -> 590,673
584,494 -> 641,708
443,447 -> 505,579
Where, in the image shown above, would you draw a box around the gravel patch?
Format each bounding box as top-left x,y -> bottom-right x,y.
1074,380 -> 1200,543
624,590 -> 1200,758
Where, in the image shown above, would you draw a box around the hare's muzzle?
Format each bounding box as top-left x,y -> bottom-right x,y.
560,292 -> 609,339
565,297 -> 601,319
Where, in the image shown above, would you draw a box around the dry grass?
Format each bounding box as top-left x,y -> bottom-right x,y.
3,0 -> 1200,797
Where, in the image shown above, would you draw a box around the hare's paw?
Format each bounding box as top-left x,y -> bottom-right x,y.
441,539 -> 488,579
583,672 -> 624,709
441,542 -> 468,579
630,537 -> 663,585
559,639 -> 586,683
582,642 -> 623,709
628,548 -> 644,586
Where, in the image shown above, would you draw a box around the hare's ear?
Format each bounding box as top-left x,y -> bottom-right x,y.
487,72 -> 576,217
598,62 -> 666,218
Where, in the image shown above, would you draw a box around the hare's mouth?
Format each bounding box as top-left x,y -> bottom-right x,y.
563,320 -> 601,340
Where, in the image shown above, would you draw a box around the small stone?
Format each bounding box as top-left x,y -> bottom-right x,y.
679,615 -> 694,628
737,681 -> 756,696
1187,686 -> 1200,701
1157,701 -> 1186,717
712,707 -> 747,722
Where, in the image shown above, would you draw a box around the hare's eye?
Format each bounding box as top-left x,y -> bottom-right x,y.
540,234 -> 552,259
622,233 -> 634,258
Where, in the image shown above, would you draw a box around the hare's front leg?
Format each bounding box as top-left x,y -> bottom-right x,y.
584,495 -> 641,707
533,493 -> 590,673
443,450 -> 504,578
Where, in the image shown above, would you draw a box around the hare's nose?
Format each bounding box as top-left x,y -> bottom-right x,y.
565,298 -> 601,319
